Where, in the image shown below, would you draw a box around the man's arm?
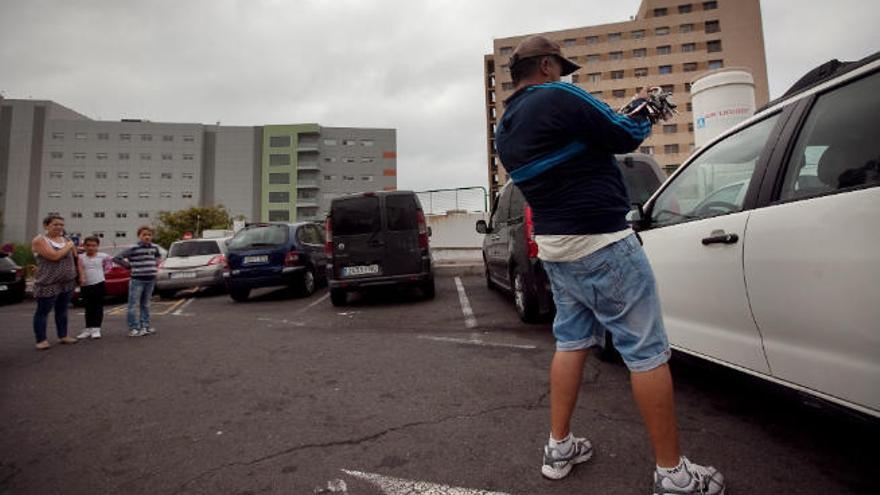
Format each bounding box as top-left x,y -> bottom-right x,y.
113,247 -> 133,269
554,83 -> 652,153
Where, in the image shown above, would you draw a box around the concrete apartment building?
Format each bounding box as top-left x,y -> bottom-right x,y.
0,95 -> 396,244
484,0 -> 769,199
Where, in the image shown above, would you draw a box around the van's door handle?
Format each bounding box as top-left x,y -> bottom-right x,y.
701,233 -> 739,245
490,235 -> 501,241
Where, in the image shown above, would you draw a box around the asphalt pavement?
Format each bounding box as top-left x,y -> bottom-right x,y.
0,275 -> 875,494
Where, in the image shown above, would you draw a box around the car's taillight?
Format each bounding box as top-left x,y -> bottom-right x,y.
525,205 -> 538,259
207,254 -> 226,267
284,250 -> 300,267
324,217 -> 333,256
417,209 -> 429,250
15,268 -> 23,280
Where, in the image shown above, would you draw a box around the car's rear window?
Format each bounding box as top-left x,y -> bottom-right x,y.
227,225 -> 288,250
332,196 -> 381,235
0,256 -> 17,270
385,195 -> 419,231
169,241 -> 221,257
620,162 -> 663,204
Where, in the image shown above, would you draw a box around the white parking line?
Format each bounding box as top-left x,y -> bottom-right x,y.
341,470 -> 511,495
172,297 -> 196,315
417,335 -> 537,350
454,277 -> 478,329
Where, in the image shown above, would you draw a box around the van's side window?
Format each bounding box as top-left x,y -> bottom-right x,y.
332,196 -> 381,235
491,186 -> 512,228
508,185 -> 526,222
386,195 -> 419,231
780,72 -> 880,201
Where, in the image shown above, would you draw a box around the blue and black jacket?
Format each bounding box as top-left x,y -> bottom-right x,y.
495,82 -> 652,235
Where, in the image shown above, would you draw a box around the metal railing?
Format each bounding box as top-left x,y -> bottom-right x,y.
414,186 -> 488,215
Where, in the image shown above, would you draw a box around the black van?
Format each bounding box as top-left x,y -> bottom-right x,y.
325,191 -> 434,306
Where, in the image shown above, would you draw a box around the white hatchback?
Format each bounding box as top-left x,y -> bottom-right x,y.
632,53 -> 880,417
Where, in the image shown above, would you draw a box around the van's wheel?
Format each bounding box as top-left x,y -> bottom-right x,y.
330,288 -> 347,306
157,289 -> 176,300
230,288 -> 250,302
421,277 -> 436,300
513,269 -> 540,323
298,268 -> 316,297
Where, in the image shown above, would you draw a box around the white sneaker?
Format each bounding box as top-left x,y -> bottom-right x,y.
142,327 -> 156,335
76,329 -> 93,340
541,435 -> 593,480
91,328 -> 102,339
654,457 -> 725,495
128,329 -> 144,337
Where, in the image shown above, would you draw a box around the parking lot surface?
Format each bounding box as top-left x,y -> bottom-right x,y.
0,275 -> 875,494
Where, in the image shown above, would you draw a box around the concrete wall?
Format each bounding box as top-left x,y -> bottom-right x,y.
426,211 -> 487,248
205,125 -> 257,221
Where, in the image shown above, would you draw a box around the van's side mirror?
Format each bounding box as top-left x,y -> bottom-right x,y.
475,220 -> 490,234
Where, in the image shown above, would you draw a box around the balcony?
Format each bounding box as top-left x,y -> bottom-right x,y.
298,161 -> 320,171
296,199 -> 319,208
296,180 -> 320,189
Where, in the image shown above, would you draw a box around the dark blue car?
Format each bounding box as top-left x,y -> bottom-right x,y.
225,222 -> 328,302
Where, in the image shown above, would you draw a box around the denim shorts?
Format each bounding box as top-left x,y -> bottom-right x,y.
542,234 -> 671,372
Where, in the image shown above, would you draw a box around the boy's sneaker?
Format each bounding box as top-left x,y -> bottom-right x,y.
654,457 -> 725,495
91,328 -> 102,339
142,327 -> 156,335
541,436 -> 593,480
128,329 -> 144,337
76,329 -> 93,340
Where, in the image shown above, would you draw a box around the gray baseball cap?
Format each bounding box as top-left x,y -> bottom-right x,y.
508,35 -> 581,76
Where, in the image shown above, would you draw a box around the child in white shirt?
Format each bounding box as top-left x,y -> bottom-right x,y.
76,236 -> 112,339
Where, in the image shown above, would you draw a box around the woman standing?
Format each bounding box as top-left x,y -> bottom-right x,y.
31,214 -> 79,350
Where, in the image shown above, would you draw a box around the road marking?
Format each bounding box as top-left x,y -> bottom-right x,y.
157,298 -> 186,316
301,292 -> 330,312
417,335 -> 537,350
454,276 -> 478,329
172,297 -> 195,315
342,470 -> 510,495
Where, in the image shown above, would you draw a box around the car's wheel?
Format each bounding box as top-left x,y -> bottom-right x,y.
330,288 -> 347,306
298,268 -> 317,297
421,277 -> 435,300
157,289 -> 177,300
229,288 -> 250,302
513,269 -> 541,323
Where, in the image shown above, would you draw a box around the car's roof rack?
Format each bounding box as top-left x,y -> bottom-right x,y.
757,50 -> 880,113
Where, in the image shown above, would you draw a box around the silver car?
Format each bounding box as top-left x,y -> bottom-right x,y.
156,238 -> 229,298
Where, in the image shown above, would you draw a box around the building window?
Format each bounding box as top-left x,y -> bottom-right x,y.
586,35 -> 599,45
687,102 -> 694,112
141,134 -> 152,142
634,67 -> 649,77
52,132 -> 64,140
682,43 -> 696,52
115,231 -> 127,239
342,175 -> 355,181
95,153 -> 107,161
655,27 -> 670,36
138,212 -> 150,218
49,171 -> 63,179
342,157 -> 356,163
586,72 -> 601,83
71,212 -> 83,218
679,4 -> 693,14
119,152 -> 130,160
48,191 -> 62,198
705,20 -> 720,33
361,139 -> 375,147
268,210 -> 290,222
342,139 -> 357,146
96,171 -> 108,179
653,7 -> 668,16
708,59 -> 724,69
591,91 -> 603,97
612,89 -> 627,98
688,122 -> 695,132
139,192 -> 150,199
361,157 -> 374,163
659,65 -> 673,75
162,135 -> 173,142
72,192 -> 84,199
680,23 -> 694,33
120,133 -> 131,141
160,192 -> 171,199
139,172 -> 151,179
269,154 -> 291,166
161,172 -> 172,179
324,157 -> 337,163
51,151 -> 63,159
75,132 -> 87,140
499,46 -> 513,55
703,1 -> 718,10
97,132 -> 109,140
116,212 -> 127,219
707,40 -> 722,52
118,172 -> 129,179
269,173 -> 290,184
664,144 -> 680,154
323,175 -> 335,181
181,153 -> 193,161
608,32 -> 622,42
269,135 -> 291,147
74,153 -> 87,160
269,191 -> 290,203
73,171 -> 86,179
663,124 -> 678,134
94,211 -> 105,218
640,146 -> 655,155
661,84 -> 675,93
683,62 -> 698,72
501,82 -> 514,91
657,45 -> 671,55
563,38 -> 576,47
609,51 -> 623,61
140,153 -> 151,161
611,70 -> 625,80
631,29 -> 645,39
182,172 -> 194,179
182,192 -> 193,199
162,153 -> 172,160
93,232 -> 105,238
360,176 -> 374,181
633,48 -> 647,58
183,135 -> 195,142
117,191 -> 128,198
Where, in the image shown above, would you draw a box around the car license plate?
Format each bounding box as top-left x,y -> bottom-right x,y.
243,255 -> 268,264
170,271 -> 196,279
342,264 -> 380,277
0,285 -> 7,291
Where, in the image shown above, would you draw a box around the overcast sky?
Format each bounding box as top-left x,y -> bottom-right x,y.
1,0 -> 878,192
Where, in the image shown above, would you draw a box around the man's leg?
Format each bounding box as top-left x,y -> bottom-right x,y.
550,349 -> 589,440
631,363 -> 680,467
127,280 -> 142,330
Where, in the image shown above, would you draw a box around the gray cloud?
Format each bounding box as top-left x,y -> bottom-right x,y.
2,0 -> 878,191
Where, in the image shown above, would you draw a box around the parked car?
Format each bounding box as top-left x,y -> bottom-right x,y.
72,244 -> 167,304
225,222 -> 327,302
0,253 -> 26,304
629,52 -> 880,417
325,191 -> 434,306
156,238 -> 230,299
476,153 -> 666,323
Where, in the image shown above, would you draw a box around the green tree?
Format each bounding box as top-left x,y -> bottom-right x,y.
154,205 -> 232,249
